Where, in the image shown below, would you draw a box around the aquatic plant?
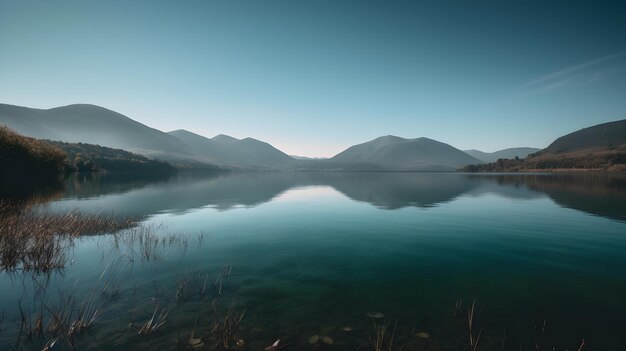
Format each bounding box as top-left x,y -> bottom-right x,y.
369,319 -> 409,351
467,300 -> 484,351
0,201 -> 135,272
109,225 -> 203,264
137,304 -> 169,335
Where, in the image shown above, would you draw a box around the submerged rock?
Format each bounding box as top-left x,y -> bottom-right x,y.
341,325 -> 353,332
189,337 -> 204,349
308,335 -> 320,344
416,332 -> 430,339
321,336 -> 334,344
265,339 -> 281,351
366,312 -> 384,319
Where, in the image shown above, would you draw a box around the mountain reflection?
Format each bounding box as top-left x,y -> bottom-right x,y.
24,172 -> 626,222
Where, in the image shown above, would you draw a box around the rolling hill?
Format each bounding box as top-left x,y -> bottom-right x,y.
464,147 -> 540,163
543,119 -> 626,153
0,103 -> 293,168
167,129 -> 294,168
331,135 -> 482,171
461,119 -> 626,172
0,103 -> 196,160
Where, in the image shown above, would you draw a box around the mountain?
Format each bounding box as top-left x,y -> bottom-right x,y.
464,147 -> 541,163
212,134 -> 239,143
167,129 -> 294,168
0,103 -> 195,160
331,135 -> 482,171
461,119 -> 626,172
0,103 -> 293,169
543,119 -> 626,153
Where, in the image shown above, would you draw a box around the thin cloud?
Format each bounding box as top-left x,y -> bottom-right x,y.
518,51 -> 626,95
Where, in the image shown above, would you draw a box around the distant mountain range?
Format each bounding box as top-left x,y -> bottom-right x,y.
0,103 -> 292,169
167,129 -> 293,168
2,102 -> 623,172
463,147 -> 540,163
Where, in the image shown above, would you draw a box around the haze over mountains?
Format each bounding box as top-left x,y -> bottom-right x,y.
464,148 -> 541,163
167,129 -> 293,168
3,102 -> 610,172
0,104 -> 192,159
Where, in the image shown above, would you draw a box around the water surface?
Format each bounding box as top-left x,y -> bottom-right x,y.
1,172 -> 626,350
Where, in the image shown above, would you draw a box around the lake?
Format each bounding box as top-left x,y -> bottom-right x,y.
1,172 -> 626,350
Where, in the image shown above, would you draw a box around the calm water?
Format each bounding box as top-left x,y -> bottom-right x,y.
1,172 -> 626,350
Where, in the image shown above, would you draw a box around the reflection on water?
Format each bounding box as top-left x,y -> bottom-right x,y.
1,172 -> 626,350
45,172 -> 626,222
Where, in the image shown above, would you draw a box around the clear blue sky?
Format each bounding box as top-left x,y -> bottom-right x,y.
1,0 -> 626,157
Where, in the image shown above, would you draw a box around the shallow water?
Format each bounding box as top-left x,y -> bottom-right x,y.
1,172 -> 626,350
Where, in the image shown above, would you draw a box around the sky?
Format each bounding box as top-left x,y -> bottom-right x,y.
1,0 -> 626,157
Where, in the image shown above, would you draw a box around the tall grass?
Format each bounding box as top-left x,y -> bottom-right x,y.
0,201 -> 135,272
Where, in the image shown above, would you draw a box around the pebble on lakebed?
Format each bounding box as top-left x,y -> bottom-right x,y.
341,325 -> 353,332
308,335 -> 320,344
365,312 -> 384,319
321,336 -> 334,344
416,332 -> 430,339
189,337 -> 204,349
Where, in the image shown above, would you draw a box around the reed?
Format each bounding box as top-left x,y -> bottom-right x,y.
369,319 -> 410,351
11,286 -> 104,350
138,304 -> 169,335
0,201 -> 135,272
110,225 -> 200,263
467,300 -> 483,351
198,306 -> 246,350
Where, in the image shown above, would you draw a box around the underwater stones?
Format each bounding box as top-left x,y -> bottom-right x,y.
366,312 -> 384,319
416,332 -> 430,339
341,325 -> 353,332
236,339 -> 245,348
308,335 -> 320,344
189,337 -> 204,349
265,339 -> 281,351
310,334 -> 333,345
321,336 -> 334,345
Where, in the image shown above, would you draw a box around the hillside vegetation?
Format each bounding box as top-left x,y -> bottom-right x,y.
0,126 -> 67,181
1,126 -> 178,180
47,140 -> 177,173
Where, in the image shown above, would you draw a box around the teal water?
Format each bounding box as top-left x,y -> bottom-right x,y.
1,172 -> 626,350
